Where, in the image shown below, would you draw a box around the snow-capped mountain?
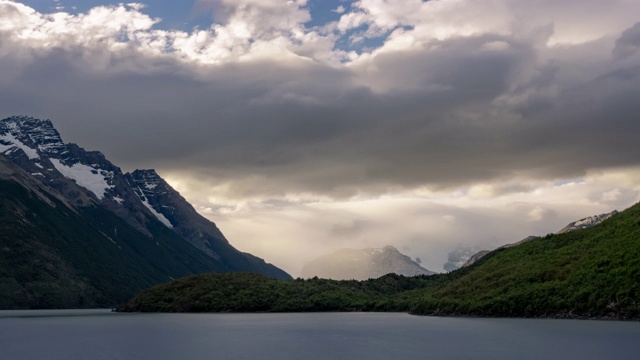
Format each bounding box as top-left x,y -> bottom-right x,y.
300,245 -> 435,280
556,211 -> 619,234
0,116 -> 155,234
0,116 -> 290,308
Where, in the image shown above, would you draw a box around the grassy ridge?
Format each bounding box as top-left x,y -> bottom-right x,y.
118,202 -> 640,319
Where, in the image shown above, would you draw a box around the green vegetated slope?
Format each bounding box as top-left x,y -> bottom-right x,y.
0,180 -> 229,309
119,202 -> 640,319
418,202 -> 640,318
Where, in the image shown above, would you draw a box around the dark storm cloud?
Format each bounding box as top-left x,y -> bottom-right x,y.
1,5 -> 640,200
613,22 -> 640,59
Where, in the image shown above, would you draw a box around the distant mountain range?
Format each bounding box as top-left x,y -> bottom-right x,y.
300,245 -> 435,280
0,116 -> 289,309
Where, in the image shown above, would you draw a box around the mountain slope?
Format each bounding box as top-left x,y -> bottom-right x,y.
409,204 -> 640,318
126,169 -> 290,279
0,156 -> 235,308
0,116 -> 290,308
461,211 -> 619,268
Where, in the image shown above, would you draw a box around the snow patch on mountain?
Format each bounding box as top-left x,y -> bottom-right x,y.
144,182 -> 157,190
556,210 -> 619,234
140,196 -> 173,229
50,159 -> 114,200
0,133 -> 39,159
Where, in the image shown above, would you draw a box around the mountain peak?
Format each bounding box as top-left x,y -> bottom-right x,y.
1,115 -> 53,127
0,116 -> 65,157
128,169 -> 165,195
301,246 -> 435,280
131,169 -> 159,176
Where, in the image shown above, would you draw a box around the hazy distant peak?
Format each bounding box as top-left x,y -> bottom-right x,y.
300,245 -> 435,280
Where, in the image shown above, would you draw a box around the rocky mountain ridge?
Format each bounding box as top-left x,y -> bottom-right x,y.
556,211 -> 619,234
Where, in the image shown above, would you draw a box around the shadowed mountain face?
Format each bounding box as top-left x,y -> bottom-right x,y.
300,245 -> 435,280
0,116 -> 290,309
126,169 -> 290,279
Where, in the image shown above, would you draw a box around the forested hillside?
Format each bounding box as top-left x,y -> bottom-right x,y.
119,202 -> 640,319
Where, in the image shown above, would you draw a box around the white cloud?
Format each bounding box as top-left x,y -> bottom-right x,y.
0,0 -> 342,66
601,189 -> 621,203
527,206 -> 556,223
3,0 -> 639,70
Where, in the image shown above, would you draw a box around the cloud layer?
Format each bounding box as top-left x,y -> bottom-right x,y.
2,0 -> 640,273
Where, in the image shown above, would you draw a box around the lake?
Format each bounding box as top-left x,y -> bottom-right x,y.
1,310 -> 639,359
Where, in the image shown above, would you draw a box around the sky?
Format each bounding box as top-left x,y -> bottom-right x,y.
2,0 -> 640,276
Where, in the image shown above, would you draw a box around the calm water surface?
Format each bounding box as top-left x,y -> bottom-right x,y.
1,310 -> 639,360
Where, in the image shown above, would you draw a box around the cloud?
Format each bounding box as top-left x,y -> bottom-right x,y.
613,22 -> 640,59
331,5 -> 346,14
199,170 -> 640,274
1,0 -> 640,272
527,206 -> 557,223
1,0 -> 640,199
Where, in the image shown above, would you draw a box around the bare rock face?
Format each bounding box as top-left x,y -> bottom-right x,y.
300,245 -> 436,280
